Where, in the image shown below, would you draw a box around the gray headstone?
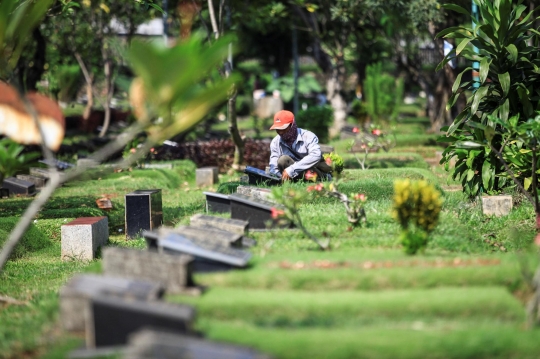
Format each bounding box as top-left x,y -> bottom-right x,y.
190,214 -> 249,236
159,233 -> 252,270
86,296 -> 195,348
102,247 -> 195,295
61,217 -> 109,261
319,144 -> 335,154
196,167 -> 219,187
482,195 -> 513,217
124,329 -> 273,359
236,185 -> 274,202
77,158 -> 100,168
29,167 -> 53,179
159,225 -> 243,248
68,346 -> 125,359
60,274 -> 164,333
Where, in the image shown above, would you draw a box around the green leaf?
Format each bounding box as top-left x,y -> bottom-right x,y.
484,127 -> 496,142
499,98 -> 509,122
517,86 -> 534,118
498,72 -> 510,97
471,86 -> 489,115
467,169 -> 475,181
452,67 -> 472,93
506,44 -> 518,64
456,38 -> 472,55
479,58 -> 490,84
455,141 -> 484,149
482,159 -> 492,190
524,177 -> 532,190
442,4 -> 472,16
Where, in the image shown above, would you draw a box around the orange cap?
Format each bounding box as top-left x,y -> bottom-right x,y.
270,110 -> 294,130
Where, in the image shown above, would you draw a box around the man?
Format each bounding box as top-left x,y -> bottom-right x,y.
268,110 -> 332,181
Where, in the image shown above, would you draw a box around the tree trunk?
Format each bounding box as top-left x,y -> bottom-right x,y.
99,59 -> 113,138
327,63 -> 348,137
83,80 -> 94,122
228,86 -> 244,171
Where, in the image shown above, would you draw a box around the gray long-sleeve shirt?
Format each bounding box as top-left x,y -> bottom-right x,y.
269,128 -> 321,178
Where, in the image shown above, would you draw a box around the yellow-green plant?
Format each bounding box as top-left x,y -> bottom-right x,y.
392,179 -> 442,255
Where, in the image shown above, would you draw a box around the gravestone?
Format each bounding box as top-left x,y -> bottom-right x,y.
125,189 -> 163,239
236,185 -> 274,202
124,329 -> 273,359
229,193 -> 287,229
16,174 -> 46,189
164,226 -> 243,248
196,167 -> 219,187
86,296 -> 195,348
244,166 -> 281,186
102,247 -> 196,294
61,217 -> 108,261
482,195 -> 513,217
0,188 -> 9,199
1,177 -> 36,196
190,214 -> 249,236
60,274 -> 164,332
203,191 -> 230,213
157,232 -> 252,271
68,347 -> 125,359
143,163 -> 174,170
30,167 -> 53,179
77,158 -> 99,168
339,125 -> 358,140
319,144 -> 335,154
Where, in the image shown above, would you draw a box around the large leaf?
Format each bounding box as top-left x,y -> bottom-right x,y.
471,86 -> 489,115
498,72 -> 510,97
506,44 -> 518,64
442,4 -> 472,16
452,67 -> 472,94
482,159 -> 493,190
479,58 -> 490,84
456,38 -> 472,55
498,98 -> 509,122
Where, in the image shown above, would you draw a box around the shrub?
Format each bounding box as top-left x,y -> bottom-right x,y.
0,138 -> 40,181
392,179 -> 443,255
364,62 -> 404,124
323,152 -> 344,174
296,106 -> 333,144
0,218 -> 51,258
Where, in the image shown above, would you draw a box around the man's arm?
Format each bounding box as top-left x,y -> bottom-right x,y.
268,136 -> 281,176
285,131 -> 321,178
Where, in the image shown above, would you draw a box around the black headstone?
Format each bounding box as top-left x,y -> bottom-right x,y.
203,191 -> 230,213
229,193 -> 287,229
124,329 -> 273,359
244,166 -> 281,186
2,177 -> 36,196
125,189 -> 163,239
0,188 -> 9,199
159,233 -> 252,271
86,296 -> 195,348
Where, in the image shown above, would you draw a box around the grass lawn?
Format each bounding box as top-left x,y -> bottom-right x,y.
1,117 -> 540,358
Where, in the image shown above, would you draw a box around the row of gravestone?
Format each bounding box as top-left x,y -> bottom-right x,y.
60,187 -> 271,358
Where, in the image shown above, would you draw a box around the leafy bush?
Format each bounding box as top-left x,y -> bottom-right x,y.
0,138 -> 40,181
437,1 -> 540,196
217,181 -> 243,194
0,218 -> 51,258
323,152 -> 344,174
364,62 -> 404,124
54,64 -> 83,103
296,106 -> 333,144
266,74 -> 322,103
392,179 -> 443,255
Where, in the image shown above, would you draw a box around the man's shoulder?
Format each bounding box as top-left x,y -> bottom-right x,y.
298,128 -> 318,140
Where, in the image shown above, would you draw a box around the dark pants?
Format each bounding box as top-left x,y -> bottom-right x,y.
278,155 -> 332,181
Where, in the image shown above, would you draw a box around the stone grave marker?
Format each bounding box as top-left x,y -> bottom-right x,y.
16,174 -> 46,189
30,167 -> 53,179
143,163 -> 174,170
125,189 -> 163,239
229,193 -> 287,230
77,158 -> 99,168
482,195 -> 513,217
86,296 -> 195,348
68,346 -> 125,359
60,274 -> 164,332
190,214 -> 249,236
0,187 -> 9,199
124,329 -> 273,359
102,247 -> 196,295
203,191 -> 230,213
319,144 -> 335,154
166,225 -> 243,248
1,177 -> 36,196
236,185 -> 274,202
61,217 -> 108,261
157,232 -> 252,271
196,166 -> 219,187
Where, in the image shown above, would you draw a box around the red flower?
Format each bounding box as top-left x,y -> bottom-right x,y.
372,129 -> 382,136
325,157 -> 333,166
271,207 -> 285,219
307,183 -> 324,192
352,127 -> 359,133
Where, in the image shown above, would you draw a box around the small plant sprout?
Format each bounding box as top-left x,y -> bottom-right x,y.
307,182 -> 368,226
392,179 -> 443,255
270,185 -> 330,251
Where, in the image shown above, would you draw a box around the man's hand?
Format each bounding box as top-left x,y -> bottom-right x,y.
281,169 -> 291,181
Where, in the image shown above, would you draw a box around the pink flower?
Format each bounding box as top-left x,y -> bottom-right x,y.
307,183 -> 324,192
372,129 -> 382,136
325,157 -> 333,166
353,193 -> 367,202
150,148 -> 155,153
130,148 -> 136,153
271,207 -> 285,219
360,144 -> 367,149
352,127 -> 359,133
